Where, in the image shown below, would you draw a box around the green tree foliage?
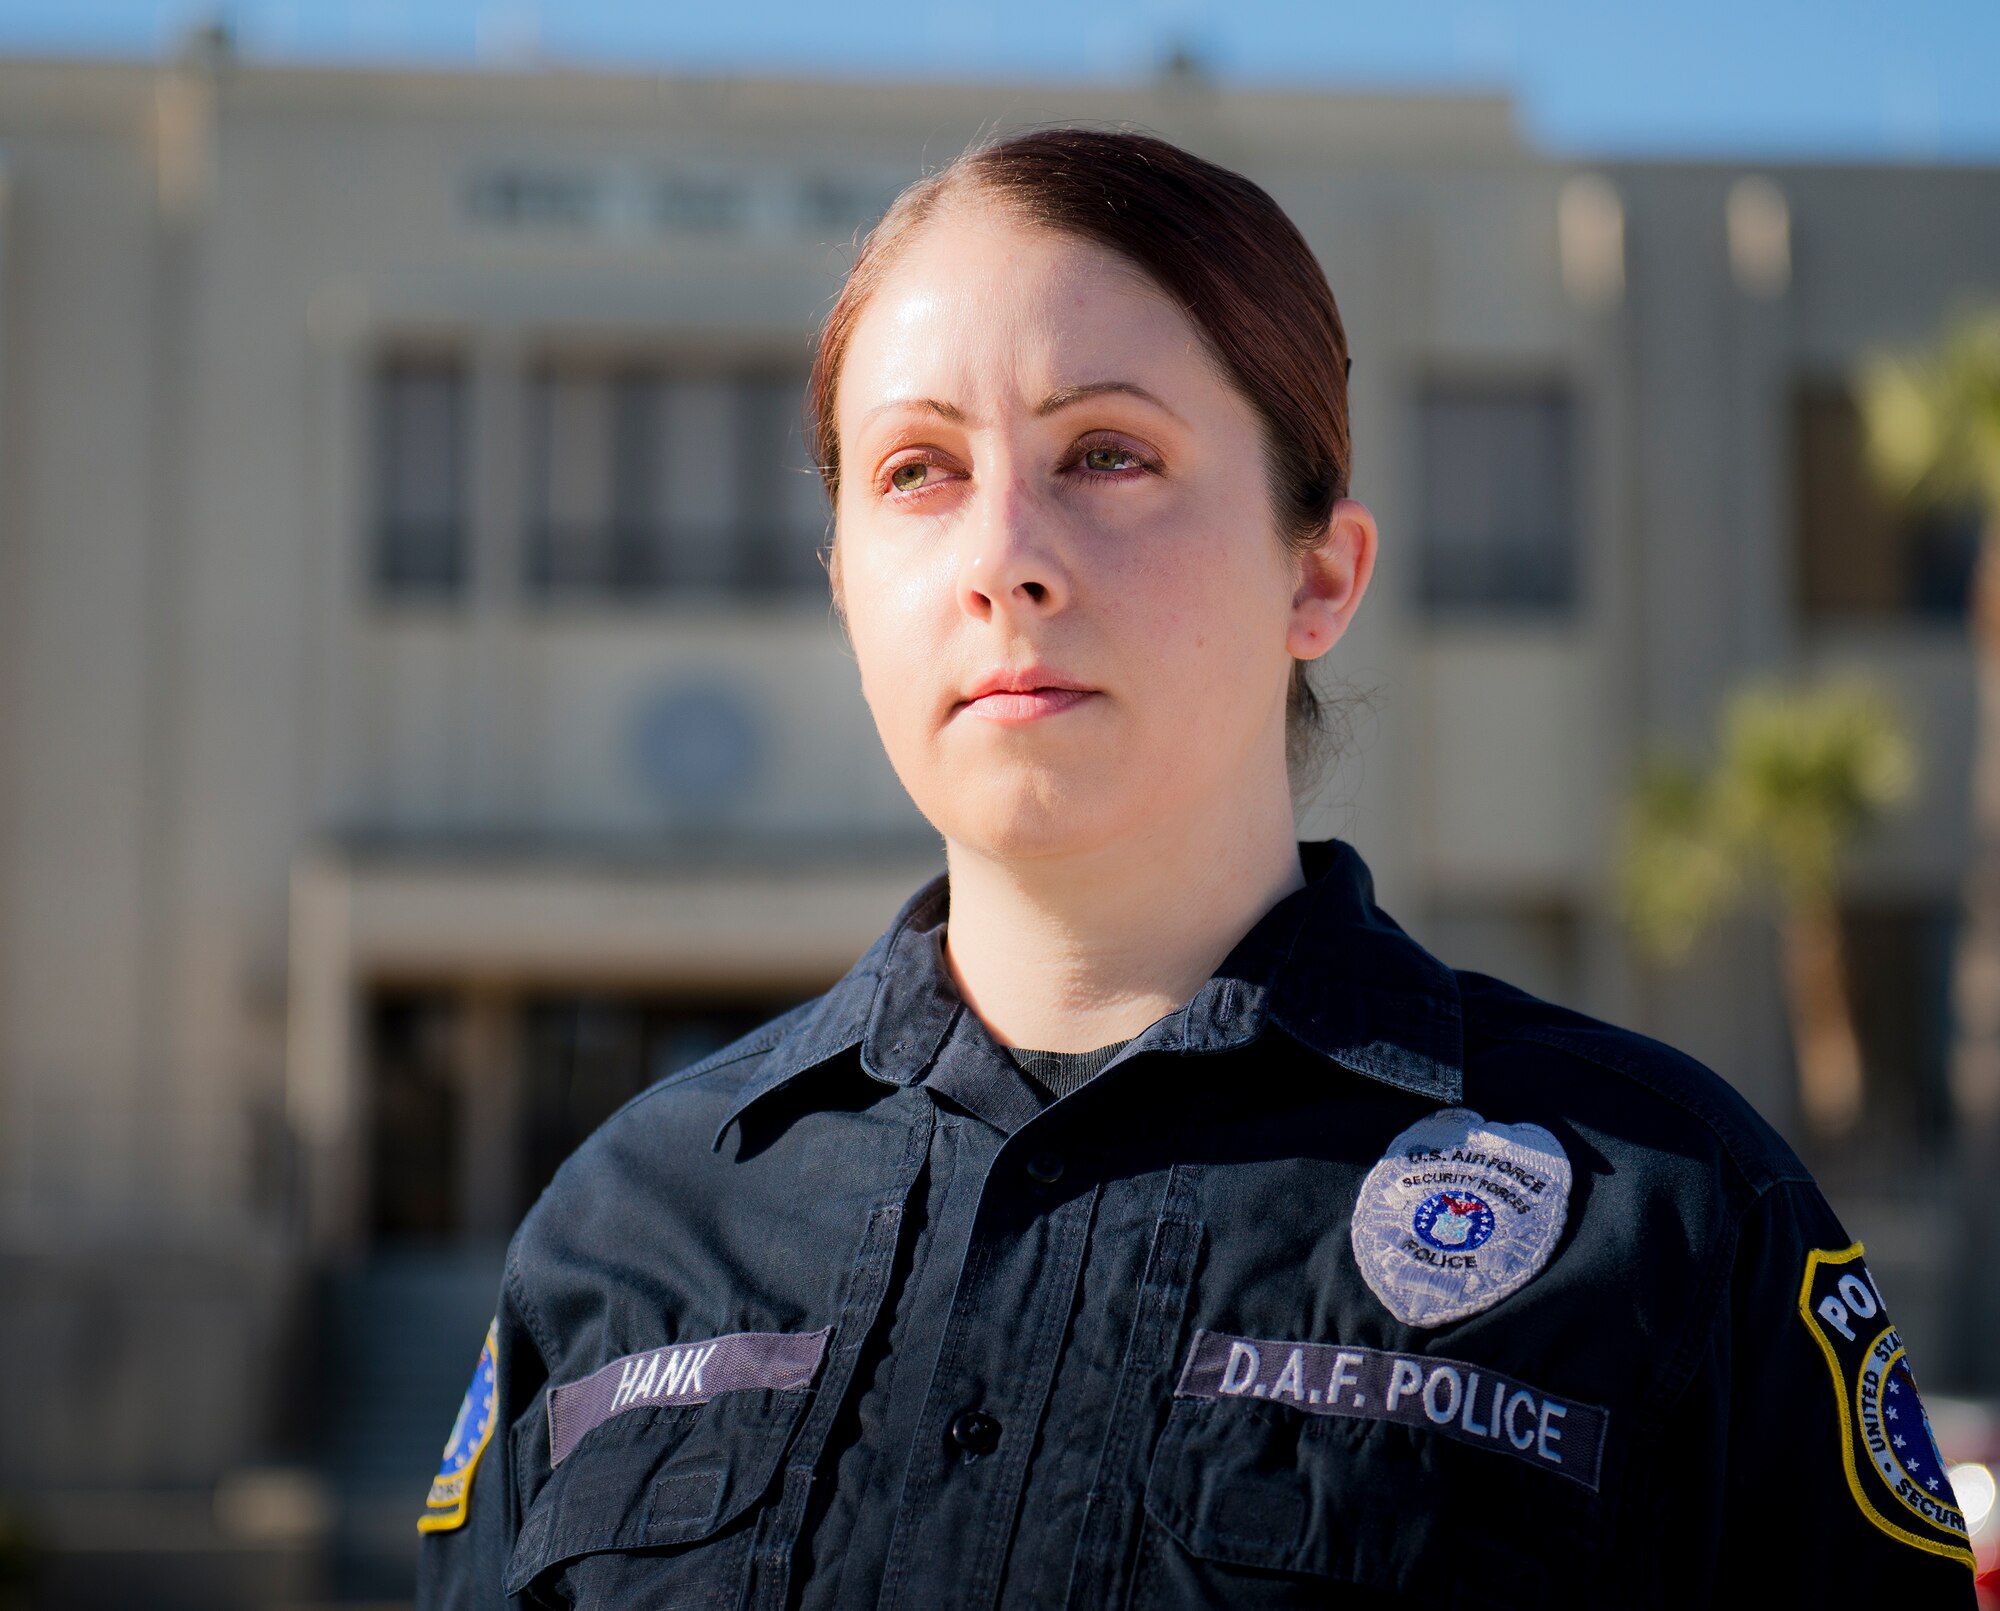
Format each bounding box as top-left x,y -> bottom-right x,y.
1856,308 -> 2000,521
1853,302 -> 2000,1379
1621,680 -> 1915,961
1619,680 -> 1915,1137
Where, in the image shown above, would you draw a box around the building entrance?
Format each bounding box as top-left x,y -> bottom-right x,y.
324,982 -> 809,1595
364,984 -> 803,1246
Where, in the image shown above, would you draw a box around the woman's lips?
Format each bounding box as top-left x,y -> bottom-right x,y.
958,687 -> 1097,723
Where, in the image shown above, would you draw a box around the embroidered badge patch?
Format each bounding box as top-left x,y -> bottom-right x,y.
1798,1244 -> 1974,1568
547,1327 -> 831,1466
1350,1107 -> 1571,1329
1177,1330 -> 1607,1490
418,1317 -> 498,1535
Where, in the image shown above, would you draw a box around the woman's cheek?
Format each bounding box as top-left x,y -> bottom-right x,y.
1132,566 -> 1223,680
861,637 -> 927,743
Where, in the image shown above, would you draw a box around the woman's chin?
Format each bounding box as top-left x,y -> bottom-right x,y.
932,781 -> 1137,866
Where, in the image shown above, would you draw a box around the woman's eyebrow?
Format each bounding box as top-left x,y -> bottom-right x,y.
859,382 -> 1184,432
859,396 -> 966,430
1035,380 -> 1184,424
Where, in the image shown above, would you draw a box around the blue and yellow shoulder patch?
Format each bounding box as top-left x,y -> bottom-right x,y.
1798,1244 -> 1975,1570
418,1317 -> 498,1535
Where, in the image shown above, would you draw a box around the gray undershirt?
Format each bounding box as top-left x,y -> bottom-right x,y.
1005,1039 -> 1133,1105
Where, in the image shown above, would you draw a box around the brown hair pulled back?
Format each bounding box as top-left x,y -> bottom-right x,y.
807,126 -> 1355,768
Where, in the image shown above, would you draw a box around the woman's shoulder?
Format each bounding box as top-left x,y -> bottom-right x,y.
612,994 -> 829,1129
510,996 -> 829,1216
1450,966 -> 1812,1199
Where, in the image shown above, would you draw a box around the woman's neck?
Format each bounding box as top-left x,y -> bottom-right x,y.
939,793 -> 1307,1053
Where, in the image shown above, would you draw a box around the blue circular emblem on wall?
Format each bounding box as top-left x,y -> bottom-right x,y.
1412,1191 -> 1496,1253
629,680 -> 765,816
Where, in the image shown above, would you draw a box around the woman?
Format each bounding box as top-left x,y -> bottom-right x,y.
417,129 -> 1976,1608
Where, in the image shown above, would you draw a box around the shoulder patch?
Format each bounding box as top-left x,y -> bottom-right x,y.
418,1318 -> 499,1535
1798,1245 -> 1975,1568
1350,1106 -> 1571,1329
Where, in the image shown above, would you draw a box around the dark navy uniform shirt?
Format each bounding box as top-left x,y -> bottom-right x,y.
416,838 -> 1978,1608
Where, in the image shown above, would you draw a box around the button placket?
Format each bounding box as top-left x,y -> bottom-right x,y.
874,1180 -> 1102,1611
741,1100 -> 938,1611
1062,1164 -> 1205,1611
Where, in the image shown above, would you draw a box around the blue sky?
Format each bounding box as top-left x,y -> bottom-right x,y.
0,0 -> 1995,162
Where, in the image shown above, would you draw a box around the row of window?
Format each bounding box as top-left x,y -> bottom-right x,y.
375,355 -> 829,599
372,354 -> 1977,621
1792,384 -> 1980,621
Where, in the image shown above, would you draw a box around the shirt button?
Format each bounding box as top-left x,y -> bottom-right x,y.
1024,1151 -> 1065,1186
950,1409 -> 1002,1456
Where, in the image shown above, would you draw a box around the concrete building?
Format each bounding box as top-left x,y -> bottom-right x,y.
0,42 -> 1993,1602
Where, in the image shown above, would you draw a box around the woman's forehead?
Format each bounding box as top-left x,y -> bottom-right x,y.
837,212 -> 1213,421
888,192 -> 1164,298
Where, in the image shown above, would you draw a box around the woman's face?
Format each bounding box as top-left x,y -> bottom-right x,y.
832,199 -> 1372,863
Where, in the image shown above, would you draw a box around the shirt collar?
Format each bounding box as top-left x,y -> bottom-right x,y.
713,836 -> 1462,1149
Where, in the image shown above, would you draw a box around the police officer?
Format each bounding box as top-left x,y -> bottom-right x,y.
416,130 -> 1979,1608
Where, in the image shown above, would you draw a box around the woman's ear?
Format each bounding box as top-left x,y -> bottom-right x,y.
1285,498 -> 1377,662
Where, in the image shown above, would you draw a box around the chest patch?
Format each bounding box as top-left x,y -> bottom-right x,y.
1351,1106 -> 1571,1329
1177,1329 -> 1607,1490
548,1327 -> 830,1466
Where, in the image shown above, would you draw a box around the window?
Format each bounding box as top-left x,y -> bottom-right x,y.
516,992 -> 802,1208
366,990 -> 463,1242
1841,902 -> 1955,1156
372,352 -> 469,597
1415,381 -> 1577,615
526,360 -> 827,599
1793,381 -> 1978,623
741,374 -> 838,592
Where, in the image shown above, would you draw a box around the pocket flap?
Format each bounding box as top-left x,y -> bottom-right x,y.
1143,1394 -> 1589,1605
502,1385 -> 811,1597
1145,1395 -> 1364,1578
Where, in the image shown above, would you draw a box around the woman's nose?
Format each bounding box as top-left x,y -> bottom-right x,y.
954,473 -> 1069,621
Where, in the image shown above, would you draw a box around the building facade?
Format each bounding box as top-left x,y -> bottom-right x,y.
0,46 -> 1994,1598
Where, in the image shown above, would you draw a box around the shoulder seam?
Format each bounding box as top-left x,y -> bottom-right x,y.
1467,1013 -> 1813,1193
1630,1173 -> 1757,1508
651,1013 -> 806,1093
501,998 -> 824,1326
597,997 -> 822,1124
503,1241 -> 560,1372
1624,1161 -> 1815,1520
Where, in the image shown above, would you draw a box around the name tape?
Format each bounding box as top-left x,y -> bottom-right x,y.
548,1327 -> 830,1466
1176,1330 -> 1607,1491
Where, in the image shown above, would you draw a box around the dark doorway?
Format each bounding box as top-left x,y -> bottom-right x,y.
364,983 -> 811,1247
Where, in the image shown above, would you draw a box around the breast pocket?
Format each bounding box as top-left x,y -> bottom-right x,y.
1135,1393 -> 1604,1611
503,1386 -> 810,1610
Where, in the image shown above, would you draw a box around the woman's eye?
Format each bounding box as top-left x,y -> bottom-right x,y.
888,461 -> 930,492
1082,444 -> 1140,473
